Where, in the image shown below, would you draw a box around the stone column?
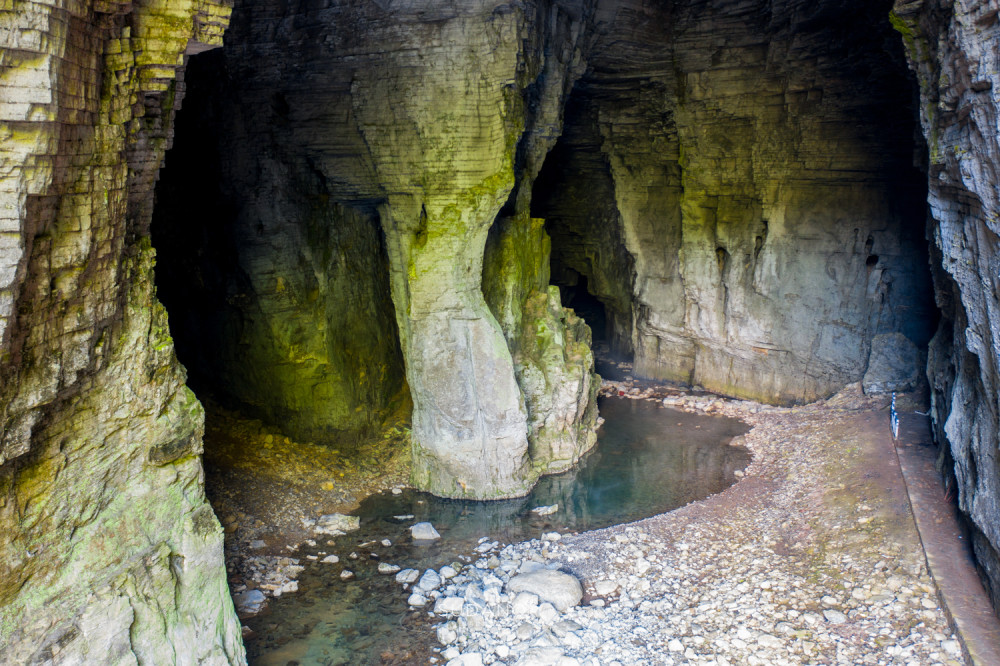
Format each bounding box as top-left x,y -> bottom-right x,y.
350,3 -> 539,498
379,192 -> 535,499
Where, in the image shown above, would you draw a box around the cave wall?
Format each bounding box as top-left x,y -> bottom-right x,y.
152,51 -> 406,445
0,0 -> 244,662
535,0 -> 937,404
163,0 -> 601,498
891,0 -> 1000,609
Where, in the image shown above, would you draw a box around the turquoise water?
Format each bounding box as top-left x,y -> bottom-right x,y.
244,397 -> 749,665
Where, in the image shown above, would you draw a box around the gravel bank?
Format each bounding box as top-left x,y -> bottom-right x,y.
411,384 -> 964,666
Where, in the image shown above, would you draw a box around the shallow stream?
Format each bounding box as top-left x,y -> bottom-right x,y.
244,397 -> 749,665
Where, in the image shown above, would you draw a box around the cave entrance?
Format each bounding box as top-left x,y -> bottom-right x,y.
530,88 -> 638,380
529,4 -> 940,401
150,50 -> 410,541
559,275 -> 608,345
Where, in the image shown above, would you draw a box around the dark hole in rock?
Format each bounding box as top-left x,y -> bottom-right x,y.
151,51 -> 408,454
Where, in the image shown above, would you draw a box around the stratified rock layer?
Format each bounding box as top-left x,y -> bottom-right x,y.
0,0 -> 244,662
159,0 -> 600,498
536,0 -> 937,405
892,0 -> 1000,609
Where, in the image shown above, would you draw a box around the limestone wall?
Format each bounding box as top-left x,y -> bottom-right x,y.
0,0 -> 243,661
152,0 -> 602,499
537,0 -> 937,405
892,0 -> 1000,609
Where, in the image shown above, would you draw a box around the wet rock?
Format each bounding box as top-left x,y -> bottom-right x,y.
395,568 -> 420,584
378,563 -> 401,575
314,514 -> 360,536
531,504 -> 559,516
233,590 -> 266,615
410,522 -> 441,541
417,569 -> 442,592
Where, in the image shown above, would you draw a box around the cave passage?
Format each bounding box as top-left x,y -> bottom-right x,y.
559,276 -> 608,346
149,0 -> 944,502
530,0 -> 939,405
151,51 -> 408,452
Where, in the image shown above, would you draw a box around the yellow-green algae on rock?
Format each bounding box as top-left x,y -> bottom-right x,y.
0,0 -> 243,659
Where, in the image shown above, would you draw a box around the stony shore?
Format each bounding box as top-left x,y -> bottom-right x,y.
407,383 -> 965,666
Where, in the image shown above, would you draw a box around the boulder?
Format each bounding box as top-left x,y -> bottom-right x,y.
506,570 -> 583,612
862,333 -> 921,394
410,522 -> 442,541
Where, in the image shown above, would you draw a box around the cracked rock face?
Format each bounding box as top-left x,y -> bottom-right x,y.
156,0 -> 600,499
0,0 -> 244,661
535,0 -> 937,405
892,0 -> 1000,610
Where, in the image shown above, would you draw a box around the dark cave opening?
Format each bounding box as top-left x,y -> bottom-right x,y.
151,50 -> 408,452
558,275 -> 608,345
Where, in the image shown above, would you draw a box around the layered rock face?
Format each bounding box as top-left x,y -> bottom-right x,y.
156,0 -> 600,498
0,0 -> 243,662
534,0 -> 938,405
152,52 -> 406,446
892,0 -> 1000,609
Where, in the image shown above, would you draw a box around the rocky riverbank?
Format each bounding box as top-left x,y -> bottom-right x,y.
407,384 -> 964,665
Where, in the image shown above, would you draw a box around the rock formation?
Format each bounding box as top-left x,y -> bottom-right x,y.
535,0 -> 937,404
155,0 -> 601,499
2,0 -> 1000,660
892,0 -> 1000,610
0,0 -> 244,662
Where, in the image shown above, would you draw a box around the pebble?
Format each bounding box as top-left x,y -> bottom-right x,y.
395,568 -> 420,584
823,609 -> 847,624
411,522 -> 442,541
320,554 -> 339,564
378,562 -> 401,575
418,569 -> 442,592
339,570 -> 354,581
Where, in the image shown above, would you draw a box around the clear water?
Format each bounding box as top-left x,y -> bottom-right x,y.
244,397 -> 749,665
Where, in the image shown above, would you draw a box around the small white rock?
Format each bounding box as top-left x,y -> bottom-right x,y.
411,522 -> 442,541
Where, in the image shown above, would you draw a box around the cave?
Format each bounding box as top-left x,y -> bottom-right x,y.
150,51 -> 408,449
3,0 -> 1000,662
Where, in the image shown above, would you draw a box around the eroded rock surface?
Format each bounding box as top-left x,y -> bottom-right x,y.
535,0 -> 937,405
158,0 -> 600,499
892,0 -> 1000,609
0,0 -> 244,661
